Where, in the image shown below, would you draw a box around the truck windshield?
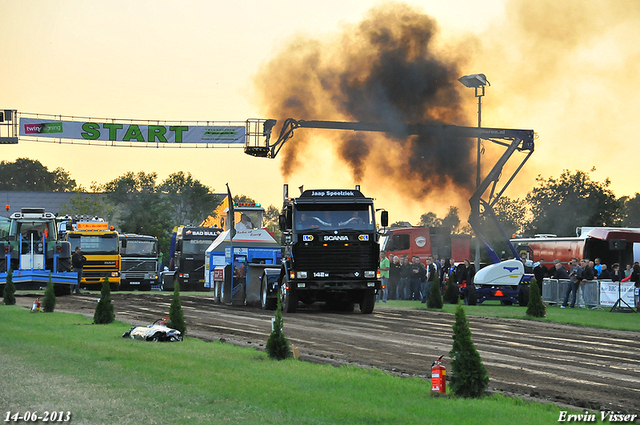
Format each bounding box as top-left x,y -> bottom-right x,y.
68,234 -> 119,255
183,239 -> 214,255
9,220 -> 56,241
295,206 -> 373,231
120,239 -> 158,256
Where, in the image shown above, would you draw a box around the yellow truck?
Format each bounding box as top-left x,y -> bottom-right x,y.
63,220 -> 121,291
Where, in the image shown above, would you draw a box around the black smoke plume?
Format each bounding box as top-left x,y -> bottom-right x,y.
254,3 -> 476,199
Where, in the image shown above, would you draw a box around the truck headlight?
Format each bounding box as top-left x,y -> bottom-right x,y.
297,271 -> 307,279
364,270 -> 376,278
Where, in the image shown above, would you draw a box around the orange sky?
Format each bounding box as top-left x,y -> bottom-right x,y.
1,0 -> 638,226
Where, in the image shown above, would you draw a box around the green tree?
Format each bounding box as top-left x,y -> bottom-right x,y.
266,291 -> 292,360
418,207 -> 461,232
167,281 -> 186,335
93,277 -> 115,324
449,304 -> 489,398
59,183 -> 116,220
493,196 -> 528,237
475,196 -> 530,262
0,158 -> 76,192
525,169 -> 623,236
526,280 -> 546,318
621,193 -> 640,227
427,273 -> 443,309
101,171 -> 172,253
159,171 -> 221,226
233,194 -> 256,204
441,206 -> 461,234
264,205 -> 282,244
42,276 -> 56,313
418,212 -> 441,227
2,269 -> 15,305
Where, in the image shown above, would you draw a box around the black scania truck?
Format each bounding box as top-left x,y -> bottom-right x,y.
279,185 -> 388,313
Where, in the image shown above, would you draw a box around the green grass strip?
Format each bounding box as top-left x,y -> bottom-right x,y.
0,306 -> 564,425
378,300 -> 640,331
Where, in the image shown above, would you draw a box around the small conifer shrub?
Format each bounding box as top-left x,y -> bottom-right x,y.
526,280 -> 546,318
42,275 -> 56,313
266,291 -> 292,360
443,272 -> 459,304
427,273 -> 444,309
167,281 -> 186,335
2,269 -> 16,305
93,277 -> 115,324
449,304 -> 489,398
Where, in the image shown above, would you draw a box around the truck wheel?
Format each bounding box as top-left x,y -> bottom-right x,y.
261,281 -> 276,310
465,285 -> 477,306
360,289 -> 376,314
281,279 -> 297,313
518,284 -> 530,307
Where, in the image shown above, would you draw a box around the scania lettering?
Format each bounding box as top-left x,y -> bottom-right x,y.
279,184 -> 388,314
324,235 -> 349,241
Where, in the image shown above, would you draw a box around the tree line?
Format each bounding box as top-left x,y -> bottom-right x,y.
3,158 -> 640,255
408,168 -> 640,239
0,158 -> 222,256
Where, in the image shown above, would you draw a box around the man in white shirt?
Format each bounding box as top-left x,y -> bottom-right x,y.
235,214 -> 254,231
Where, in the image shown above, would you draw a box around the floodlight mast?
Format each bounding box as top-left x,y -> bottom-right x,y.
245,117 -> 534,262
459,73 -> 490,270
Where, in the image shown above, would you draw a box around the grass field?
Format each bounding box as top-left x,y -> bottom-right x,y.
0,305 -> 566,425
377,300 -> 640,332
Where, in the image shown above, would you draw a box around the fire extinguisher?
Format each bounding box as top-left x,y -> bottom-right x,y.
431,355 -> 446,394
31,297 -> 41,312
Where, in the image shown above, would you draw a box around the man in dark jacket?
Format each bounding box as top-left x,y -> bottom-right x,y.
409,256 -> 426,301
71,246 -> 87,294
533,259 -> 548,293
552,261 -> 569,279
562,258 -> 582,308
421,256 -> 437,304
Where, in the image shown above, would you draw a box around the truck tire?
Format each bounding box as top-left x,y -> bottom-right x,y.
360,289 -> 376,314
261,281 -> 276,310
281,279 -> 297,313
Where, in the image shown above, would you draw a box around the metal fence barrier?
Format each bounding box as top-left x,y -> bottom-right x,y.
542,279 -> 601,308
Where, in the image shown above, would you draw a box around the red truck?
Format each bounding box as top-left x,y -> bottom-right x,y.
380,226 -> 471,264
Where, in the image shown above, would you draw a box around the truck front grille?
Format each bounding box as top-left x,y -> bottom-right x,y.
293,243 -> 376,273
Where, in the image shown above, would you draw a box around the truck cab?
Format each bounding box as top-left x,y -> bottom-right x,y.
380,226 -> 471,266
279,186 -> 386,314
119,234 -> 159,291
0,208 -> 74,293
169,226 -> 222,291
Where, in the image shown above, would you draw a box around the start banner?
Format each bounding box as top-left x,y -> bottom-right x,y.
19,117 -> 245,144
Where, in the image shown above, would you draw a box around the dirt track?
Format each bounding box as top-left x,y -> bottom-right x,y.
15,292 -> 640,414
